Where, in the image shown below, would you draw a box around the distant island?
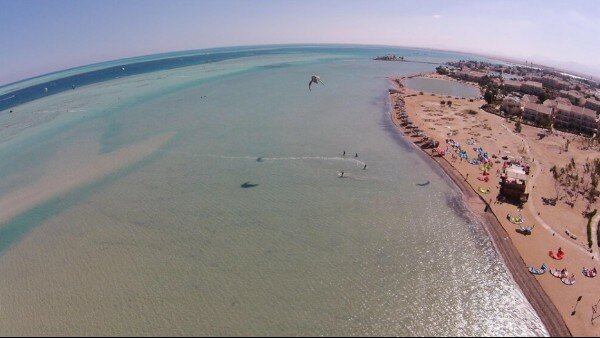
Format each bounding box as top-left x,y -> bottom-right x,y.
374,54 -> 405,61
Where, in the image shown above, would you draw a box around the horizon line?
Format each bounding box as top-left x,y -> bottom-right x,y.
1,42 -> 597,89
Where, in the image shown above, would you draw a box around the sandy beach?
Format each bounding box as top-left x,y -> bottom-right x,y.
389,74 -> 600,336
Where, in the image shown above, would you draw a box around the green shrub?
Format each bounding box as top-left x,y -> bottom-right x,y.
587,209 -> 597,249
515,120 -> 522,133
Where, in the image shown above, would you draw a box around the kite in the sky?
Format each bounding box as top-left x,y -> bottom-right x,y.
309,75 -> 325,91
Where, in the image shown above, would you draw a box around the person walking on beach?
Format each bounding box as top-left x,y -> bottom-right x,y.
355,153 -> 358,158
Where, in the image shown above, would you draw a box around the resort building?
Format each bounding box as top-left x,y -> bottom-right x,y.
500,164 -> 529,202
521,94 -> 540,104
526,75 -> 572,90
522,102 -> 552,126
553,78 -> 573,91
525,75 -> 544,83
570,106 -> 598,135
556,97 -> 572,106
500,95 -> 521,116
560,90 -> 586,105
555,103 -> 573,130
501,96 -> 521,116
585,97 -> 600,113
543,99 -> 557,109
521,81 -> 544,96
555,104 -> 598,135
502,79 -> 522,93
455,70 -> 487,82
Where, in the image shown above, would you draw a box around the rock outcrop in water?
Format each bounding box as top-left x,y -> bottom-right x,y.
374,54 -> 404,61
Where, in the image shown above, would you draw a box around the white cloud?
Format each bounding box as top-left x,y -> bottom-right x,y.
432,14 -> 442,20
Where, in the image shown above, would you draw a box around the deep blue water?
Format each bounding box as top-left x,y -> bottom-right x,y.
0,44 -> 484,112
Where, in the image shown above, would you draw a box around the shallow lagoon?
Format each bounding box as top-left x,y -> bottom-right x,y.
0,46 -> 546,336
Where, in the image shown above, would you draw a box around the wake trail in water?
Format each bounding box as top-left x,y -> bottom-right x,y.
210,154 -> 366,167
0,95 -> 16,102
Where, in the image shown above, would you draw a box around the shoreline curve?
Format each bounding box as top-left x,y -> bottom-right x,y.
386,80 -> 571,337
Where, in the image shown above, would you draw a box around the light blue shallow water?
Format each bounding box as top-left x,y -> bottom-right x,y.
0,46 -> 546,336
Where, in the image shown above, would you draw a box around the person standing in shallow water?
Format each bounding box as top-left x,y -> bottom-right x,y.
363,164 -> 367,170
355,153 -> 358,158
342,151 -> 346,156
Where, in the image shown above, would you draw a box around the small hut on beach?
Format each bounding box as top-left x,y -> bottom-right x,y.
500,164 -> 529,202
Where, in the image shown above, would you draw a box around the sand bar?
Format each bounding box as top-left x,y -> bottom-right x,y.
0,132 -> 175,226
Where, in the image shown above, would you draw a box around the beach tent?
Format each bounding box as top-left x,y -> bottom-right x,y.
529,263 -> 547,275
549,247 -> 565,260
507,213 -> 523,224
583,267 -> 597,278
561,274 -> 576,285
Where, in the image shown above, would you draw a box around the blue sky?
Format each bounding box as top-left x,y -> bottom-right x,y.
1,0 -> 599,85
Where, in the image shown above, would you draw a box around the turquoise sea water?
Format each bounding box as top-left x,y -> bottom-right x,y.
0,45 -> 546,336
